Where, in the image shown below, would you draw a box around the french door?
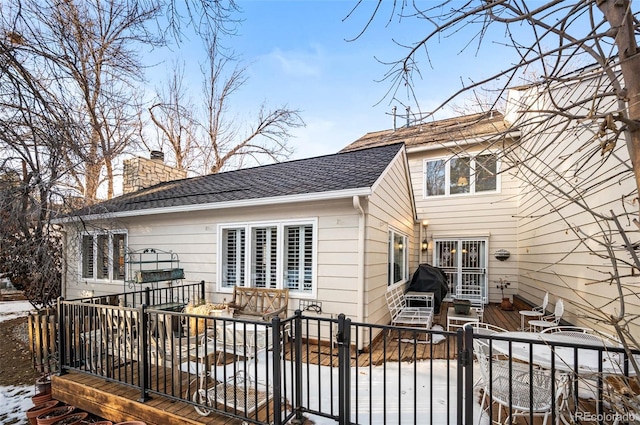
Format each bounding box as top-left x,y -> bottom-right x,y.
433,238 -> 488,302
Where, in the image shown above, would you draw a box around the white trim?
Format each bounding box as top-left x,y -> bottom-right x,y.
405,130 -> 520,154
432,237 -> 489,300
387,227 -> 409,287
422,152 -> 501,198
54,188 -> 372,224
78,229 -> 128,284
217,218 -> 318,297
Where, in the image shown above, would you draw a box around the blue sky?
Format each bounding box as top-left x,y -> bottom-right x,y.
149,1 -> 516,161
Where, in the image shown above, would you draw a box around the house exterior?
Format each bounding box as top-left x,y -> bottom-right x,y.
59,64 -> 640,340
342,111 -> 521,306
505,69 -> 640,337
58,143 -> 418,337
342,66 -> 639,338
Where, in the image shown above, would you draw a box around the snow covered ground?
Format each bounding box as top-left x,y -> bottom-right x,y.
0,300 -> 35,425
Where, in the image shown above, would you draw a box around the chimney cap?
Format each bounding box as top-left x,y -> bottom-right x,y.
150,150 -> 164,162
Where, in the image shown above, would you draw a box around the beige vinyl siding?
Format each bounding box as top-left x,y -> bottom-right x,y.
513,78 -> 639,336
407,145 -> 520,303
365,152 -> 416,326
63,198 -> 365,320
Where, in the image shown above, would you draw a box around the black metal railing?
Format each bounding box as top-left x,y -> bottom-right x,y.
466,329 -> 640,425
55,292 -> 640,425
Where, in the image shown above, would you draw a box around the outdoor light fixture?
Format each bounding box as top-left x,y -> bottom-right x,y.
495,249 -> 510,261
421,220 -> 429,252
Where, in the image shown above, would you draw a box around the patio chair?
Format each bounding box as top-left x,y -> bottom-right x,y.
470,322 -> 507,336
209,321 -> 270,367
519,292 -> 548,330
528,299 -> 564,332
456,282 -> 485,321
473,339 -> 566,425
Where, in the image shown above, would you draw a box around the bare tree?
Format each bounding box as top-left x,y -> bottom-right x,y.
348,0 -> 640,386
0,0 -> 241,306
148,63 -> 199,172
149,34 -> 305,175
5,0 -> 165,202
0,32 -> 79,307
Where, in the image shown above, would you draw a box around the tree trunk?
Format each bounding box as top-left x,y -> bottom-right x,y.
598,0 -> 640,222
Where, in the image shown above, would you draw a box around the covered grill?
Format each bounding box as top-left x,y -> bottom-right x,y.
406,264 -> 449,313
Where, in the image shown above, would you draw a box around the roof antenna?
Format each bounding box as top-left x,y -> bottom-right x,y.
406,106 -> 411,128
392,106 -> 397,131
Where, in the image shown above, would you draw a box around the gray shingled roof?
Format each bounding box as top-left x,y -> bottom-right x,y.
341,111 -> 513,152
69,143 -> 404,218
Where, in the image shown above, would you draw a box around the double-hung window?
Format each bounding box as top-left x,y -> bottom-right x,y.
424,153 -> 499,197
81,231 -> 127,281
388,229 -> 408,286
220,220 -> 315,295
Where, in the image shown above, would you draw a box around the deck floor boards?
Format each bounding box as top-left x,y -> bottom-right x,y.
51,303 -> 570,425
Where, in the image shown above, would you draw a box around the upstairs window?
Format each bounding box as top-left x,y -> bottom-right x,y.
81,231 -> 127,281
424,153 -> 499,197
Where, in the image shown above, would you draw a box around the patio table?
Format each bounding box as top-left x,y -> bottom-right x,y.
447,306 -> 479,332
488,331 -> 632,424
489,331 -> 624,374
518,309 -> 544,331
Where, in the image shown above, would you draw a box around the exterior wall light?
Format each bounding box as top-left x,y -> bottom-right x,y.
421,220 -> 429,252
494,249 -> 510,261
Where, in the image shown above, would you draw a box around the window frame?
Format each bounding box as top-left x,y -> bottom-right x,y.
79,230 -> 128,282
388,228 -> 409,287
423,152 -> 500,198
217,219 -> 317,297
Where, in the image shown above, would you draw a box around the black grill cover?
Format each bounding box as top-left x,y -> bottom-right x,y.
407,264 -> 449,313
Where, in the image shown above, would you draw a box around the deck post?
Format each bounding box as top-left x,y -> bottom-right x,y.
57,297 -> 66,376
337,313 -> 351,425
271,316 -> 283,425
456,328 -> 465,425
292,310 -> 304,424
137,304 -> 151,402
463,324 -> 474,425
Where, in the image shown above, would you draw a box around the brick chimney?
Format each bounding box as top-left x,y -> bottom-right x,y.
122,151 -> 187,194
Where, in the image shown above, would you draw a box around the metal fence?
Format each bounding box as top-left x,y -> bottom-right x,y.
52,288 -> 640,425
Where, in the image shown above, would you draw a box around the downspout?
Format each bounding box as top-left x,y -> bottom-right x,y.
353,195 -> 365,351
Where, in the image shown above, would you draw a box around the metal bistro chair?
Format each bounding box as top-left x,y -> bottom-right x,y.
529,299 -> 564,332
519,291 -> 548,331
474,339 -> 566,425
456,282 -> 485,321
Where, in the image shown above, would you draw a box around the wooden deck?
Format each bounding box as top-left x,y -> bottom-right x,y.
51,301 -> 545,425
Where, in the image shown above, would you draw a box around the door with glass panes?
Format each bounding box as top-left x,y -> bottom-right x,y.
433,239 -> 487,302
